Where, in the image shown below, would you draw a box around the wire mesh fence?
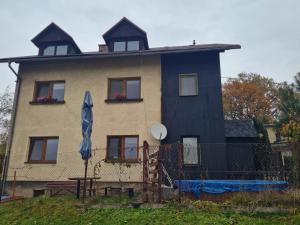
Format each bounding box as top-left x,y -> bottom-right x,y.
159,142 -> 300,185
2,142 -> 300,202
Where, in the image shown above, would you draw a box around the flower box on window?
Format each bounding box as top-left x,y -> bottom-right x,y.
114,93 -> 126,100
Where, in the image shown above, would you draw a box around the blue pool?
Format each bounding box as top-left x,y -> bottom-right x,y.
174,180 -> 288,197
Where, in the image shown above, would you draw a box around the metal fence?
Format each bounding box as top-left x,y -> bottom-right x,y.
2,142 -> 299,202
143,142 -> 300,202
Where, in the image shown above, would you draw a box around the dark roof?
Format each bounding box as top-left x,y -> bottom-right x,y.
102,17 -> 149,49
224,120 -> 258,138
0,43 -> 240,63
103,17 -> 147,38
31,22 -> 81,53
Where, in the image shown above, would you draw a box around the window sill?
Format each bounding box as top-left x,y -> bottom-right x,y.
179,95 -> 199,97
105,98 -> 143,103
29,101 -> 65,105
25,161 -> 57,164
105,159 -> 140,164
183,164 -> 200,166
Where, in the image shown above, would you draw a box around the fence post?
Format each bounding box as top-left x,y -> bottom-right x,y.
158,145 -> 162,203
142,141 -> 149,203
12,171 -> 16,198
177,143 -> 183,203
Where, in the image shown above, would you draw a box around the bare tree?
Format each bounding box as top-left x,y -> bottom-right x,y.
0,87 -> 13,153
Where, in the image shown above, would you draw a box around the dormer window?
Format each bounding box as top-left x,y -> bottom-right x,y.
103,17 -> 149,52
113,41 -> 126,52
127,41 -> 139,51
113,40 -> 140,52
42,45 -> 69,56
56,45 -> 68,55
43,46 -> 55,55
32,23 -> 81,56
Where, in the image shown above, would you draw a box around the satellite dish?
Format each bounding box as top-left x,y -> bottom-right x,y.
150,123 -> 167,140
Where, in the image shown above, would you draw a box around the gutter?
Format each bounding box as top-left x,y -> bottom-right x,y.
0,61 -> 21,200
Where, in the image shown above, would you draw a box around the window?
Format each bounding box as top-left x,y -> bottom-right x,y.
182,137 -> 198,164
113,41 -> 126,52
56,45 -> 68,55
28,137 -> 59,163
179,74 -> 198,96
107,136 -> 139,161
108,78 -> 141,100
43,46 -> 55,56
42,45 -> 69,56
33,81 -> 65,103
127,41 -> 139,51
113,41 -> 140,52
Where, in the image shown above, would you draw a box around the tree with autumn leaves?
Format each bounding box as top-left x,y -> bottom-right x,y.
277,73 -> 300,142
223,72 -> 300,142
223,73 -> 279,123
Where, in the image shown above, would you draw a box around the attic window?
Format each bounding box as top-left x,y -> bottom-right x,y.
42,45 -> 69,56
113,41 -> 140,52
43,46 -> 55,56
127,41 -> 139,51
114,42 -> 126,52
56,45 -> 68,55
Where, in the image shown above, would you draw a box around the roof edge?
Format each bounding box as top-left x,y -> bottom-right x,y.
0,44 -> 241,63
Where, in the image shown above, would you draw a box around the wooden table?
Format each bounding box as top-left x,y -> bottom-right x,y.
68,177 -> 100,199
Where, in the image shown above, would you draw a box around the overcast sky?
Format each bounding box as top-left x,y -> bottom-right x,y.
0,0 -> 299,92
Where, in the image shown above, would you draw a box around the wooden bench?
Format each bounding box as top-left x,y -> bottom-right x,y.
47,181 -> 82,197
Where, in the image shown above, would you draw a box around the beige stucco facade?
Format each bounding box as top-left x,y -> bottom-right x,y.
7,55 -> 161,186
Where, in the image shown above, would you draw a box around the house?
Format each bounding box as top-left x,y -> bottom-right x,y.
0,18 -> 243,197
225,120 -> 259,172
264,124 -> 293,166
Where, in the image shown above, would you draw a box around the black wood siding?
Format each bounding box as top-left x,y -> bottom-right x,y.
161,51 -> 227,173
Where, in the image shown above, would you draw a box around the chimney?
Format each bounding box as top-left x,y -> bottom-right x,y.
98,44 -> 108,53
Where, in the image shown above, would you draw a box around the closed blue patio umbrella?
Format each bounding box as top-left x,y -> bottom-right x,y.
79,91 -> 93,202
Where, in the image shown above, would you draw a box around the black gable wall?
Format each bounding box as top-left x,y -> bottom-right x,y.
161,51 -> 227,174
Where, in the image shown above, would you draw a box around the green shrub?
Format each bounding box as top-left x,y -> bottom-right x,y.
228,189 -> 300,208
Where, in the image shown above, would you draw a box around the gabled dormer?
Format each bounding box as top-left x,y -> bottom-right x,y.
102,17 -> 149,52
31,22 -> 81,56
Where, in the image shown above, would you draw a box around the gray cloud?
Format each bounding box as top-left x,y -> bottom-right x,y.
0,0 -> 299,92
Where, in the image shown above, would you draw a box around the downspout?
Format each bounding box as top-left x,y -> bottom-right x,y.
0,61 -> 21,200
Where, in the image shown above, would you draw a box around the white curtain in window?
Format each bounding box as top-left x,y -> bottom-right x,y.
183,137 -> 198,164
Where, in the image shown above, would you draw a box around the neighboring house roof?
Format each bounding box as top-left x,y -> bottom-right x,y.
224,120 -> 258,138
0,43 -> 240,63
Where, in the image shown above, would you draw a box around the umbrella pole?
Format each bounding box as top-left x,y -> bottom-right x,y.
82,159 -> 88,203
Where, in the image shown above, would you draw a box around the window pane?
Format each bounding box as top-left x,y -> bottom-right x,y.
45,139 -> 58,161
183,137 -> 198,164
127,41 -> 139,51
56,45 -> 68,55
113,42 -> 126,52
52,83 -> 65,101
36,83 -> 50,101
29,139 -> 44,161
109,80 -> 124,99
108,137 -> 120,160
124,137 -> 138,160
180,74 -> 198,96
126,80 -> 140,99
43,46 -> 55,56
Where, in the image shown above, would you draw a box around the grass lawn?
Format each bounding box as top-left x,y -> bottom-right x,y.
0,197 -> 300,225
